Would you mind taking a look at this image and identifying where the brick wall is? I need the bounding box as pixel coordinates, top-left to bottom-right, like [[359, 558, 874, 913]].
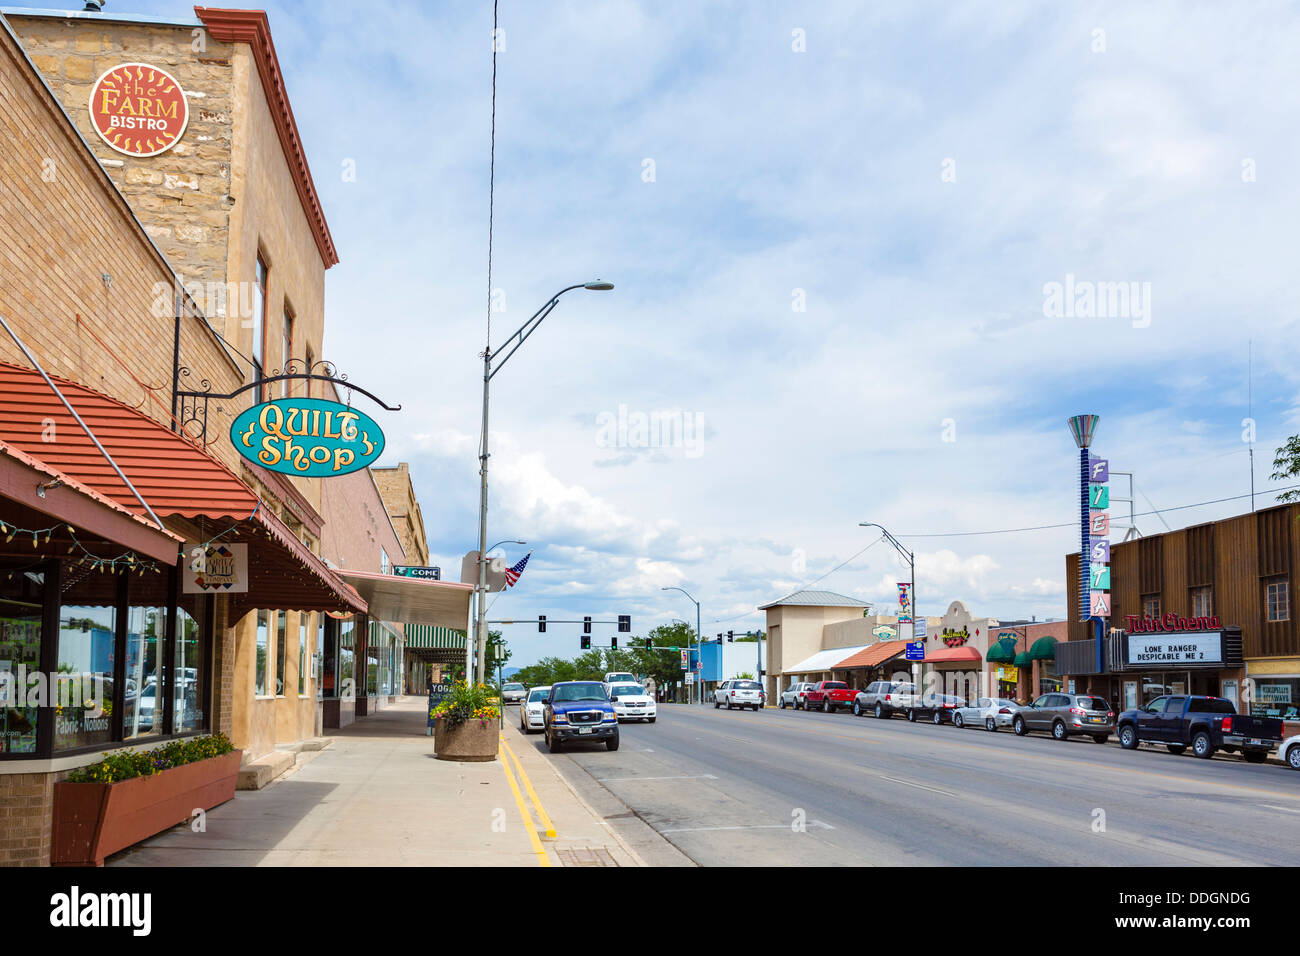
[[0, 772, 54, 866]]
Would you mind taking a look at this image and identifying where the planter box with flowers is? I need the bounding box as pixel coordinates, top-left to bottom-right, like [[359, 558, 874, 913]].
[[431, 681, 500, 761], [52, 734, 241, 866]]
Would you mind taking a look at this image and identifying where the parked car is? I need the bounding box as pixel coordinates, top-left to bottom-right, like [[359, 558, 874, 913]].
[[544, 681, 620, 752], [608, 682, 656, 723], [1012, 692, 1114, 742], [1281, 734, 1300, 771], [501, 682, 527, 705], [1117, 694, 1284, 760], [952, 697, 1021, 732], [519, 685, 551, 734], [715, 679, 764, 711], [804, 680, 857, 713], [907, 693, 967, 724], [779, 681, 815, 710], [853, 680, 918, 718]]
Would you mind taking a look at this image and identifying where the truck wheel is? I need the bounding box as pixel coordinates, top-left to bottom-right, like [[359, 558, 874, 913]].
[[1052, 720, 1067, 741], [1013, 716, 1027, 736], [1243, 751, 1267, 764], [875, 703, 884, 719], [1288, 746, 1300, 771], [1119, 725, 1138, 749], [606, 733, 620, 752], [714, 699, 720, 709], [953, 712, 964, 728], [1192, 731, 1215, 759], [547, 731, 563, 754], [823, 700, 832, 713], [853, 701, 862, 717], [907, 709, 917, 723], [1166, 744, 1186, 755]]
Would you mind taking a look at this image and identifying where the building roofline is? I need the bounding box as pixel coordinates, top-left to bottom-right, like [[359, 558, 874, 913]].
[[0, 6, 202, 27], [193, 6, 339, 269]]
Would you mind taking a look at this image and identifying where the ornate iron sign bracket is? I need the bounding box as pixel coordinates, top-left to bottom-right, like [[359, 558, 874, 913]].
[[172, 358, 401, 446]]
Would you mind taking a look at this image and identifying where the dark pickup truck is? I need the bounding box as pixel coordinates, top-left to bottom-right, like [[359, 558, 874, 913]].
[[1117, 694, 1284, 761]]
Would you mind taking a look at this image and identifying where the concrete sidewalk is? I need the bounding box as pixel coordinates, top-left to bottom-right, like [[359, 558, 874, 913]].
[[108, 696, 643, 867]]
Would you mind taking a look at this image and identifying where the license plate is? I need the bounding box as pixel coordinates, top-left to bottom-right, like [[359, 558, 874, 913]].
[[1251, 738, 1265, 746], [577, 727, 592, 734], [1089, 717, 1103, 723]]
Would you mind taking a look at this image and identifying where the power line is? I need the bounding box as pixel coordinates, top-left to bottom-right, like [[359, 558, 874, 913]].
[[896, 484, 1300, 539]]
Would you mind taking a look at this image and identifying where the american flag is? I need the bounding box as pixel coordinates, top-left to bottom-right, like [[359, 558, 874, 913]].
[[505, 551, 532, 587]]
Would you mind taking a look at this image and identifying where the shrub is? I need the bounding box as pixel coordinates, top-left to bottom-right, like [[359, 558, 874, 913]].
[[66, 733, 235, 784], [430, 680, 500, 728]]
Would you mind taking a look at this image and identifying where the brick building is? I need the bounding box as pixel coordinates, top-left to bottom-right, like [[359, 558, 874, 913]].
[[0, 6, 467, 865]]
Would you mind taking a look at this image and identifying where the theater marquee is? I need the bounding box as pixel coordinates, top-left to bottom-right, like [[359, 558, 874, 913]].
[[89, 62, 189, 157]]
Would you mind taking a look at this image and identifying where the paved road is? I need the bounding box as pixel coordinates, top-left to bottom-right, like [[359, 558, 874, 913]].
[[529, 703, 1300, 866]]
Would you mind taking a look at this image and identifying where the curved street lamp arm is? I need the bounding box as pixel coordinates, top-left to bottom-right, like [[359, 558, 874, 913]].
[[488, 284, 587, 374], [859, 521, 912, 563]]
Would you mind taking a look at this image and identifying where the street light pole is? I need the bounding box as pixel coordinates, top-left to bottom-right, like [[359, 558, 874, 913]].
[[661, 586, 700, 705], [474, 282, 613, 685], [859, 521, 916, 683]]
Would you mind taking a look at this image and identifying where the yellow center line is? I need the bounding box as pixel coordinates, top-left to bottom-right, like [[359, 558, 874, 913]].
[[500, 734, 558, 838], [498, 733, 551, 866]]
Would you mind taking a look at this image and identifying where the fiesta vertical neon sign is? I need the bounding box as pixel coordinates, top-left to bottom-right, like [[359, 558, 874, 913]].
[[1068, 414, 1105, 672]]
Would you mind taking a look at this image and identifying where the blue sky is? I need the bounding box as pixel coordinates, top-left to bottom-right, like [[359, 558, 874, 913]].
[[16, 0, 1300, 663]]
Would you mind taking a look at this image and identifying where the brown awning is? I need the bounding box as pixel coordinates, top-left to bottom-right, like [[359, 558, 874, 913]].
[[836, 640, 911, 670], [335, 569, 471, 630]]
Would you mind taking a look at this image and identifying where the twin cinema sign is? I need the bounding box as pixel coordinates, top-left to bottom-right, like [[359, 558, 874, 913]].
[[89, 63, 189, 157]]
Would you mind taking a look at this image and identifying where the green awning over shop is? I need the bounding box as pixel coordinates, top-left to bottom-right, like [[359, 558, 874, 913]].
[[1013, 651, 1033, 668], [987, 637, 1017, 663], [405, 624, 467, 650], [1028, 636, 1057, 661]]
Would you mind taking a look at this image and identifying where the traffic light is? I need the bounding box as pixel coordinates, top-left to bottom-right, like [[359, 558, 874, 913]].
[[583, 616, 592, 634], [538, 615, 546, 633], [611, 637, 618, 649], [644, 638, 652, 650], [581, 635, 591, 650], [716, 633, 723, 641], [727, 630, 734, 642], [618, 614, 630, 633]]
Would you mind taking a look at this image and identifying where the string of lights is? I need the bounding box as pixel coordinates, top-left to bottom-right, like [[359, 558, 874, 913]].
[[0, 520, 162, 575]]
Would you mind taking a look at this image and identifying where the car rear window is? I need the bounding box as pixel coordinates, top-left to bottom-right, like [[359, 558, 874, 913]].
[[823, 682, 847, 689], [1188, 697, 1235, 714], [504, 683, 524, 691], [733, 681, 761, 690], [1077, 696, 1108, 710]]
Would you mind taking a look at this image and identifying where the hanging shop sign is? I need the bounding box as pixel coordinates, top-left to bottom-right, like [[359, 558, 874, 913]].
[[230, 398, 384, 477], [872, 624, 898, 642], [182, 543, 248, 594], [89, 63, 189, 157], [1126, 632, 1224, 667]]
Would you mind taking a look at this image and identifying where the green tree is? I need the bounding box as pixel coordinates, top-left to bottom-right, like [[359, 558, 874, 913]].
[[1273, 436, 1300, 502]]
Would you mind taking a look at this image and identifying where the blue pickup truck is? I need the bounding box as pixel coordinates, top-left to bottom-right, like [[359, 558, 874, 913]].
[[1117, 694, 1284, 761], [544, 681, 620, 753]]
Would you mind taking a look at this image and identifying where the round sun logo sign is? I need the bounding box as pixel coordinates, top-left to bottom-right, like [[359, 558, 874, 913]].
[[89, 63, 189, 157]]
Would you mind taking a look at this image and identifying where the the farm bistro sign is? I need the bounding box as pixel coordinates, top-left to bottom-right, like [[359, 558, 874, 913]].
[[230, 398, 384, 477], [89, 63, 189, 157]]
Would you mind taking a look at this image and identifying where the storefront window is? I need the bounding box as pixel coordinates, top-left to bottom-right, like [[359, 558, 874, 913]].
[[175, 600, 205, 733], [298, 615, 308, 696], [1039, 658, 1061, 694], [122, 604, 165, 740], [1251, 677, 1299, 720], [255, 609, 269, 696], [0, 565, 44, 754], [275, 610, 287, 695], [320, 616, 337, 698], [55, 571, 118, 752]]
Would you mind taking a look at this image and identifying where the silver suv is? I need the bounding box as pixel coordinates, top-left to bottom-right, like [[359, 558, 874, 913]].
[[854, 680, 918, 719], [715, 679, 764, 711], [1012, 692, 1114, 743], [779, 682, 815, 710]]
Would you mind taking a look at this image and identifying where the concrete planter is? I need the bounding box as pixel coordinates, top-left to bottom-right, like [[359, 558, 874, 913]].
[[433, 716, 498, 761], [51, 750, 241, 866]]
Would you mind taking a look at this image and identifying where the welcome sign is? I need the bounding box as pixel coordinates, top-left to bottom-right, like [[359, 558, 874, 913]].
[[230, 398, 384, 477]]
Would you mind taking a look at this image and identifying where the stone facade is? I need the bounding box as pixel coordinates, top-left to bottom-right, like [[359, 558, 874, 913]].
[[372, 462, 431, 568]]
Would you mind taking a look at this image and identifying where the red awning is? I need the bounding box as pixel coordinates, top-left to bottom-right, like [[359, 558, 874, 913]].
[[925, 646, 983, 664], [0, 362, 363, 615]]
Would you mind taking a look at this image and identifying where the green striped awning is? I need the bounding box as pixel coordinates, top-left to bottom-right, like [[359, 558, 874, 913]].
[[1013, 651, 1033, 668], [1028, 636, 1057, 661], [986, 637, 1018, 663], [405, 624, 467, 650]]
